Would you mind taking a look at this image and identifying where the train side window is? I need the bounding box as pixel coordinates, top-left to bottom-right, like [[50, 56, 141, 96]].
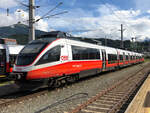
[[119, 55, 123, 61], [126, 55, 129, 60], [87, 48, 100, 60], [72, 46, 82, 60], [36, 46, 61, 65], [72, 45, 100, 60], [81, 48, 89, 60], [108, 54, 117, 64], [89, 48, 98, 59]]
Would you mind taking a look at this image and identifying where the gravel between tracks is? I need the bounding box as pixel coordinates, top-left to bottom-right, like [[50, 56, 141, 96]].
[[0, 62, 149, 113]]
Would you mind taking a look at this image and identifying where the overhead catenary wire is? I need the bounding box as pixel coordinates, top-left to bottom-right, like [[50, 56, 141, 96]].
[[10, 1, 67, 28], [35, 11, 68, 22], [101, 0, 136, 37], [39, 2, 63, 20], [14, 0, 29, 7]]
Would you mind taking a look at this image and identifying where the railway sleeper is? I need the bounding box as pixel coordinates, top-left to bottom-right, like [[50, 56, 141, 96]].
[[80, 109, 105, 113], [100, 96, 121, 101], [82, 106, 110, 113], [95, 100, 117, 104], [106, 93, 124, 97], [89, 103, 113, 109], [103, 95, 123, 99], [109, 91, 130, 94], [98, 99, 119, 104], [92, 102, 114, 107]]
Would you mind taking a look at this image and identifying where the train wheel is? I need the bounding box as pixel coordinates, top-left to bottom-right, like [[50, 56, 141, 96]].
[[66, 75, 77, 83], [48, 78, 54, 88], [53, 79, 62, 88]]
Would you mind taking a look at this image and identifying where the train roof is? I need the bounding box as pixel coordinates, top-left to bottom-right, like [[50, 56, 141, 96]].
[[37, 31, 102, 45], [0, 44, 4, 49], [37, 31, 142, 55]]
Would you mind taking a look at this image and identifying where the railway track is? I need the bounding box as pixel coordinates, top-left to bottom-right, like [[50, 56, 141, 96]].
[[70, 63, 150, 113], [0, 63, 149, 113]]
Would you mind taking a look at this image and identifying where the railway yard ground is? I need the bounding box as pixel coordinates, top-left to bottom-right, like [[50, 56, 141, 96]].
[[0, 62, 149, 113]]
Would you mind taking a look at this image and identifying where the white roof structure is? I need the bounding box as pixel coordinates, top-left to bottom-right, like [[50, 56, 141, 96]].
[[0, 44, 4, 49], [7, 45, 24, 55]]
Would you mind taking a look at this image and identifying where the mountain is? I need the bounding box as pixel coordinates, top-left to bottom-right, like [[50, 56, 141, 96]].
[[0, 24, 47, 44], [0, 24, 149, 53]]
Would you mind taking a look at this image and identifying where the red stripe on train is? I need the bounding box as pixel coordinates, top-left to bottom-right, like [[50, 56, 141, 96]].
[[26, 60, 103, 80]]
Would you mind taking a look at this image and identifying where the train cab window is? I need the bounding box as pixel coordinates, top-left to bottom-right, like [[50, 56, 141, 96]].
[[16, 41, 48, 66], [9, 55, 17, 67], [36, 46, 61, 65]]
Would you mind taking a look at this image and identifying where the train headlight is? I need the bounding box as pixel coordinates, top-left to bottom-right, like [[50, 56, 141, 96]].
[[17, 74, 21, 79]]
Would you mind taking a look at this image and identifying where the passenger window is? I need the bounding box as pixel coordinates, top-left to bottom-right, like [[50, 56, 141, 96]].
[[72, 45, 100, 60], [108, 54, 117, 64], [36, 46, 61, 65]]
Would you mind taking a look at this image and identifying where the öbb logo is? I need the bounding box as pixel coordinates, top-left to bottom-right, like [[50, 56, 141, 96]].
[[61, 56, 68, 61]]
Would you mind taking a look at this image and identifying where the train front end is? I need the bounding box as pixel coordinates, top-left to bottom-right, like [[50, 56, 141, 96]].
[[12, 39, 51, 89]]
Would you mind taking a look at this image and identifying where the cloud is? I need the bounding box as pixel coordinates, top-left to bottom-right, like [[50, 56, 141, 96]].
[[47, 4, 150, 41], [0, 13, 16, 26], [147, 10, 150, 14], [0, 2, 150, 41], [0, 0, 18, 8], [35, 16, 49, 31], [97, 4, 118, 16]]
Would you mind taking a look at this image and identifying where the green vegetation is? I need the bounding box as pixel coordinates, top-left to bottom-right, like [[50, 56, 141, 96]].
[[0, 23, 46, 45], [8, 34, 28, 45], [144, 58, 150, 62]]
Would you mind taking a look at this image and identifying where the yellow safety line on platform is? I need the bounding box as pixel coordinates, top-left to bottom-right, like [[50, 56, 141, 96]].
[[0, 75, 6, 78], [0, 81, 14, 87]]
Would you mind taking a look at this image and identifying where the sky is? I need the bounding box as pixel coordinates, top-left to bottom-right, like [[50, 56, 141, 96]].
[[0, 0, 150, 41]]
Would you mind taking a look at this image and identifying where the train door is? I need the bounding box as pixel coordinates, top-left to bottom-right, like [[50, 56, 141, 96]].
[[117, 51, 119, 66], [101, 49, 106, 70], [0, 49, 6, 75], [123, 52, 125, 64]]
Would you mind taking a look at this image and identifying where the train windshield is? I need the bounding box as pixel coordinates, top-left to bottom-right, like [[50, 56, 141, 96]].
[[16, 41, 48, 66]]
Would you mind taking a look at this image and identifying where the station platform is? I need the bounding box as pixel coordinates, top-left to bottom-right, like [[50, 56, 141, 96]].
[[125, 74, 150, 113]]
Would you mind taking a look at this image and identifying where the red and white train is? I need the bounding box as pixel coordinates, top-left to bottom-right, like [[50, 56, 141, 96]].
[[0, 38, 24, 77], [12, 31, 144, 89]]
